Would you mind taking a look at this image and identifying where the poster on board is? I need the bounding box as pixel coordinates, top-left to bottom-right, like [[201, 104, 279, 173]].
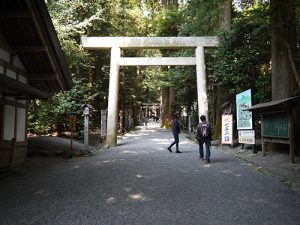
[[222, 114, 233, 145], [236, 89, 253, 130], [238, 130, 255, 144]]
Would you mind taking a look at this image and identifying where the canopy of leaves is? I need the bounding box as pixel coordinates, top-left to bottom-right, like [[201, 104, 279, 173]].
[[165, 0, 224, 108], [209, 3, 272, 103], [29, 0, 150, 135], [179, 0, 223, 36], [28, 0, 283, 135]]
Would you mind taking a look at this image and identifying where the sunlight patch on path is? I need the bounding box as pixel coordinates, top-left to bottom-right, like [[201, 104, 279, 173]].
[[128, 192, 147, 201], [105, 197, 116, 204]]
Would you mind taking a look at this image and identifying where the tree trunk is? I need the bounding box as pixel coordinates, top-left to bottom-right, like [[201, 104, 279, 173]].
[[88, 65, 94, 98], [215, 87, 229, 138], [271, 0, 298, 100], [161, 0, 178, 9], [169, 87, 176, 115], [172, 0, 178, 8], [214, 0, 232, 139], [161, 87, 170, 128], [219, 0, 232, 30]]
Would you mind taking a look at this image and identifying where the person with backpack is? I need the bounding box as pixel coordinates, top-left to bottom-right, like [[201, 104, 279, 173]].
[[196, 115, 213, 163], [167, 113, 182, 153]]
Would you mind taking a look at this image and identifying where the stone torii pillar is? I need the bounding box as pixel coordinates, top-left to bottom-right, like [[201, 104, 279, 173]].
[[81, 37, 218, 147], [196, 46, 208, 119], [106, 47, 120, 145]]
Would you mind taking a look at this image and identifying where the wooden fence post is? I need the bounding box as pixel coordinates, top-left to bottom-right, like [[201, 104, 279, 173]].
[[10, 138, 16, 170]]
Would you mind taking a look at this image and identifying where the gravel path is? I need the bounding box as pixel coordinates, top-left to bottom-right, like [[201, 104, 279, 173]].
[[27, 133, 101, 157], [0, 122, 299, 225]]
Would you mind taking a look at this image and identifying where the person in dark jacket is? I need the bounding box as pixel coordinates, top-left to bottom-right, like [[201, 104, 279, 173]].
[[167, 114, 182, 153], [197, 115, 213, 163]]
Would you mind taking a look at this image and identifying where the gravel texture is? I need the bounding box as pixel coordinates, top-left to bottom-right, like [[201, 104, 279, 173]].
[[0, 122, 299, 225]]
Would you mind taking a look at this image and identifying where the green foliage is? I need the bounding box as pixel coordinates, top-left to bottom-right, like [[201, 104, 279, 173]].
[[29, 0, 150, 135], [28, 0, 278, 135], [209, 4, 272, 103], [108, 0, 147, 36], [233, 0, 270, 11], [28, 77, 95, 135], [27, 101, 56, 134], [168, 51, 197, 107], [165, 0, 224, 109], [179, 0, 223, 36], [47, 0, 114, 37], [150, 6, 183, 36]]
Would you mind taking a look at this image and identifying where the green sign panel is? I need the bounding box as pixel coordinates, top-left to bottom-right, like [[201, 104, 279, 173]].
[[236, 89, 253, 129], [261, 112, 289, 138]]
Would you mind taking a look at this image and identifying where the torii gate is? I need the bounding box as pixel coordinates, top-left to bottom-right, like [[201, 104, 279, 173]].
[[81, 37, 218, 147]]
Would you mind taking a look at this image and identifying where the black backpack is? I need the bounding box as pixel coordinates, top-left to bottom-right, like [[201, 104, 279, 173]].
[[196, 122, 211, 141]]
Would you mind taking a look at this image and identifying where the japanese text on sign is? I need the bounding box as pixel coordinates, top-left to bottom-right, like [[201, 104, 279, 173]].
[[222, 115, 233, 145], [238, 130, 255, 144], [69, 116, 76, 130]]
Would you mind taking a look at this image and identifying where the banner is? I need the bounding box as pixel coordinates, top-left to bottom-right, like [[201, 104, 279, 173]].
[[222, 114, 233, 145], [236, 89, 253, 130], [69, 115, 76, 130]]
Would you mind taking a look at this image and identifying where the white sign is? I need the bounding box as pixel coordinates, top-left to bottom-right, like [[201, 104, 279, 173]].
[[82, 103, 93, 115], [222, 114, 233, 145], [83, 107, 90, 115], [238, 130, 255, 144]]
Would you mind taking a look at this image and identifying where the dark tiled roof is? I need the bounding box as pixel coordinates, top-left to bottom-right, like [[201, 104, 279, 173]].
[[247, 96, 300, 112], [0, 0, 72, 99]]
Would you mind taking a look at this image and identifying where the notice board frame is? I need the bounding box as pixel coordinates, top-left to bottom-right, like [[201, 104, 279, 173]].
[[261, 111, 289, 139], [261, 110, 294, 163], [247, 96, 299, 163]]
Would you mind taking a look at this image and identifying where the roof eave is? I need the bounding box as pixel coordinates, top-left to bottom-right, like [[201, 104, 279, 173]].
[[30, 0, 73, 91], [247, 96, 300, 112]]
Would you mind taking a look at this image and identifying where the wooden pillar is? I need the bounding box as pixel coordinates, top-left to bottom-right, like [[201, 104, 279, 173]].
[[262, 138, 266, 156], [289, 107, 295, 163], [10, 138, 16, 170]]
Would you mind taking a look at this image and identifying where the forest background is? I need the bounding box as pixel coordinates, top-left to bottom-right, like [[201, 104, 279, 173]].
[[28, 0, 300, 140]]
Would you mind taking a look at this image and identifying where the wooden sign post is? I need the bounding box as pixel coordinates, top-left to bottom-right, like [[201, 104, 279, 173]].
[[69, 115, 76, 157]]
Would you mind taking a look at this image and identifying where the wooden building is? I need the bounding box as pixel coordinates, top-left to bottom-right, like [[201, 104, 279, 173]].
[[248, 96, 300, 163], [0, 0, 73, 169]]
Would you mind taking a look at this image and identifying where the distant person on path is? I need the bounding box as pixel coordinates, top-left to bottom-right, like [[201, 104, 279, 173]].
[[143, 116, 148, 129], [155, 115, 160, 122], [167, 114, 181, 153], [196, 115, 213, 163], [128, 116, 134, 129]]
